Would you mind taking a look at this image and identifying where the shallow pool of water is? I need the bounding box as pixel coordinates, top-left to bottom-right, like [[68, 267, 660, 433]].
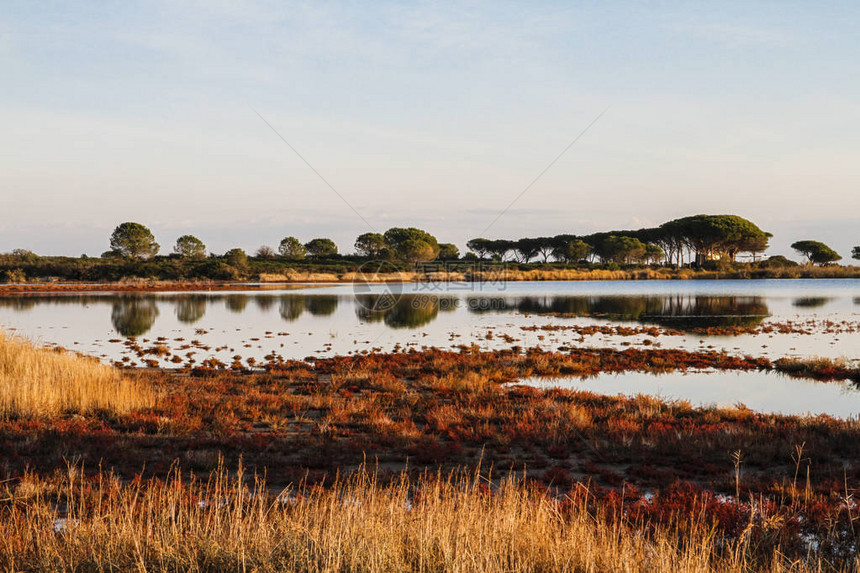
[[515, 369, 860, 418]]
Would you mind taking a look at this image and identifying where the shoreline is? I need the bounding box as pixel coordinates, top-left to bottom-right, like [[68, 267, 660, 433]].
[[2, 270, 860, 294]]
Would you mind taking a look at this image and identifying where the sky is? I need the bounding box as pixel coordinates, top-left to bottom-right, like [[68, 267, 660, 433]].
[[2, 1, 859, 259]]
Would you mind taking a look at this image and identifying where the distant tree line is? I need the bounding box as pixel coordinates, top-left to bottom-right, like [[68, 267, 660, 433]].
[[2, 216, 857, 283], [39, 217, 858, 269], [102, 223, 459, 266], [468, 215, 776, 266]]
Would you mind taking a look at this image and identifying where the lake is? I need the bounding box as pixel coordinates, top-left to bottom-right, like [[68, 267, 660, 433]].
[[1, 279, 858, 415]]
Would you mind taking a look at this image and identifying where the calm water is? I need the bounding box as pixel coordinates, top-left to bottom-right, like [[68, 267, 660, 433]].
[[517, 370, 860, 418], [1, 280, 858, 415]]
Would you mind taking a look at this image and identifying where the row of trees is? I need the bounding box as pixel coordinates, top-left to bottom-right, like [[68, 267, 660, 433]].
[[106, 223, 346, 261], [354, 229, 458, 263], [466, 236, 663, 265], [106, 223, 459, 265], [468, 215, 774, 266], [98, 219, 857, 268]]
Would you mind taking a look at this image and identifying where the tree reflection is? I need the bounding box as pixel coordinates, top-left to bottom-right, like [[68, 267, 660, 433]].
[[466, 295, 769, 328], [279, 295, 305, 321], [111, 297, 159, 337], [224, 294, 249, 313], [646, 296, 769, 328], [304, 296, 339, 316], [174, 295, 207, 324], [354, 294, 397, 323], [254, 295, 277, 311], [0, 297, 37, 311], [793, 297, 832, 308], [354, 294, 456, 329]]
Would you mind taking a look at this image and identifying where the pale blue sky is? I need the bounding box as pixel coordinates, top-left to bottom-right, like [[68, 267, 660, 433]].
[[2, 1, 859, 258]]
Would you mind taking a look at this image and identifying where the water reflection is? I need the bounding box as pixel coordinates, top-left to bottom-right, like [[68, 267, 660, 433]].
[[0, 297, 37, 311], [255, 295, 277, 311], [111, 297, 159, 337], [356, 294, 457, 329], [273, 295, 340, 319], [0, 293, 774, 331], [305, 295, 338, 316], [175, 295, 207, 324], [225, 294, 250, 313], [517, 370, 860, 418], [279, 295, 305, 321], [0, 291, 838, 335], [793, 297, 832, 308], [467, 295, 769, 328]]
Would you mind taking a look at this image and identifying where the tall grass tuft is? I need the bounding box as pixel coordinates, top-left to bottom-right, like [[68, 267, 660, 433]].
[[0, 331, 154, 418], [1, 465, 849, 572]]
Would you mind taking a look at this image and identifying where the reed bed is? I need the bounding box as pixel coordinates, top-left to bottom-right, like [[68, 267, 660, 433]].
[[339, 270, 421, 282], [0, 465, 846, 573], [0, 331, 154, 418], [259, 271, 342, 282], [467, 267, 687, 281]]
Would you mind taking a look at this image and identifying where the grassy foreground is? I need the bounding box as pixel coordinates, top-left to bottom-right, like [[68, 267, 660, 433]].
[[0, 332, 153, 418], [3, 465, 851, 573], [1, 332, 859, 570]]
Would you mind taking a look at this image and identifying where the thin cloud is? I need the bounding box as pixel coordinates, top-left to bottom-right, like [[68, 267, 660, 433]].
[[667, 20, 792, 49]]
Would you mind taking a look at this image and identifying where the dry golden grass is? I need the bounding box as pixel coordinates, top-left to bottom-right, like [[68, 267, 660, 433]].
[[1, 465, 847, 572], [340, 270, 420, 282], [465, 267, 687, 282], [0, 331, 154, 418], [280, 270, 344, 282]]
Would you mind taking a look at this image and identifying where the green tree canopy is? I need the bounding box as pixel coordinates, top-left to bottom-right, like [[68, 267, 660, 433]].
[[791, 240, 841, 265], [173, 235, 206, 259], [643, 243, 665, 264], [514, 238, 541, 263], [223, 248, 249, 268], [383, 228, 439, 264], [109, 222, 159, 259], [852, 246, 860, 260], [487, 239, 514, 261], [304, 238, 338, 258], [278, 237, 307, 260], [533, 237, 556, 263], [354, 233, 386, 258], [551, 237, 590, 263], [10, 249, 38, 261], [597, 235, 647, 264], [658, 215, 770, 262], [466, 238, 492, 259], [437, 243, 460, 261]]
